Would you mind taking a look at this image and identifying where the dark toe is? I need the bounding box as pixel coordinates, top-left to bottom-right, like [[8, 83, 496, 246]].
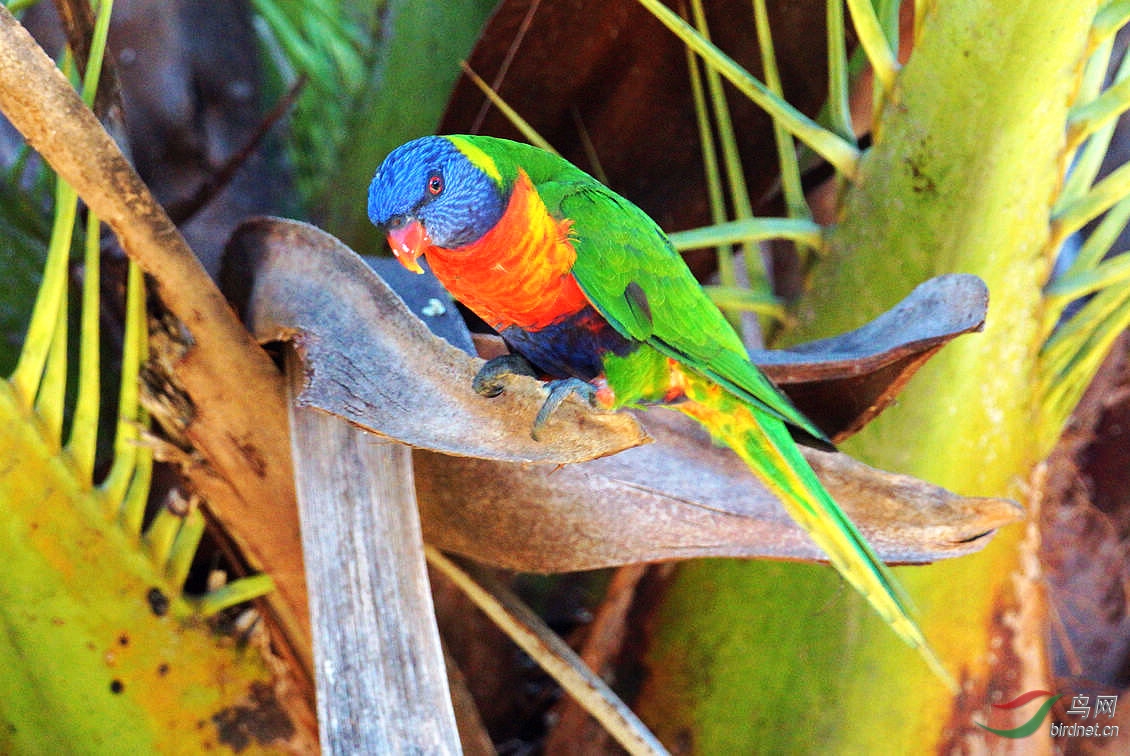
[[531, 378, 597, 440], [472, 354, 538, 398]]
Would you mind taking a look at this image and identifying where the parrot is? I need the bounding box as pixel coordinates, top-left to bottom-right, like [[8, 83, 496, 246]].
[[367, 134, 953, 686]]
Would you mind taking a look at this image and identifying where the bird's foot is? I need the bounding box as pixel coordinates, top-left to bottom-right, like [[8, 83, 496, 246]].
[[532, 378, 597, 441], [472, 354, 539, 397], [472, 355, 599, 440]]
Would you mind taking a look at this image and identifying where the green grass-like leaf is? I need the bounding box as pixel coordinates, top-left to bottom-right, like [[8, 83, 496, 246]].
[[1041, 281, 1130, 430], [1038, 20, 1130, 444], [703, 285, 784, 319], [1094, 0, 1130, 44], [668, 217, 824, 251], [1054, 158, 1130, 238], [1068, 74, 1130, 147], [1057, 33, 1125, 209], [460, 62, 558, 155], [1064, 193, 1130, 280], [635, 0, 861, 178]]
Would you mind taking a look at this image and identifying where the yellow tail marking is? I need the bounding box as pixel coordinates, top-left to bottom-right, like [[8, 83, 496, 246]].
[[678, 376, 957, 690]]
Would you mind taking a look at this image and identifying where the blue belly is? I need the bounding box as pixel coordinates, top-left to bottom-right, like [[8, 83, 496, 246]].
[[499, 305, 637, 381]]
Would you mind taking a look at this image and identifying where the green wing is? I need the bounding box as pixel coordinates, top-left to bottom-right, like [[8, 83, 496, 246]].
[[542, 177, 829, 444]]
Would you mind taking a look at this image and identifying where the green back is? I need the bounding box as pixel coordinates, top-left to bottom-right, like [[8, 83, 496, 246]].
[[453, 135, 827, 442]]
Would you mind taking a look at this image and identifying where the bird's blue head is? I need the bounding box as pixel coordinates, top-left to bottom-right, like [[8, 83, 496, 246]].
[[367, 135, 506, 273]]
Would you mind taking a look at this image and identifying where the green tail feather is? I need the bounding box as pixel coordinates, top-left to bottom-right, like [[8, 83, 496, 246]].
[[679, 377, 957, 690]]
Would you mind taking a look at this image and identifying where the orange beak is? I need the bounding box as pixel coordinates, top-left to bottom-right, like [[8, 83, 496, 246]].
[[386, 218, 429, 274]]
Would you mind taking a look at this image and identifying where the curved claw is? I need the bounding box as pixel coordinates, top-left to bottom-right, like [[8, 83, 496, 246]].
[[532, 378, 598, 441], [472, 354, 539, 398]]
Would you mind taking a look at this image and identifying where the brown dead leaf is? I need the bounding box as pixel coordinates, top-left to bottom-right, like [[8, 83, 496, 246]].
[[416, 409, 1021, 571], [754, 273, 989, 440]]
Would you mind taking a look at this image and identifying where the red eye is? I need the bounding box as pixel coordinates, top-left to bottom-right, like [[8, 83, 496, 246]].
[[427, 173, 444, 196]]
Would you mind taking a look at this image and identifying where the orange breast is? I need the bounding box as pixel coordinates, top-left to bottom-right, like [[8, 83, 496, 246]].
[[422, 170, 590, 331]]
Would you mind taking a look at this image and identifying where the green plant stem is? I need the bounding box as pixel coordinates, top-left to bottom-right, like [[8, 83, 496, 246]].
[[1041, 284, 1130, 431], [752, 0, 810, 222], [845, 0, 899, 93], [703, 285, 784, 318], [459, 62, 557, 154], [36, 284, 66, 445], [68, 209, 101, 483], [685, 37, 734, 289], [120, 260, 151, 531], [122, 442, 154, 535], [872, 0, 901, 121], [82, 0, 113, 104], [195, 574, 276, 617], [1067, 73, 1130, 147], [687, 0, 751, 228], [825, 0, 854, 140], [9, 179, 75, 407], [102, 261, 146, 518], [1043, 225, 1129, 337], [5, 0, 39, 13], [668, 216, 824, 251], [166, 507, 206, 588], [144, 508, 182, 568]]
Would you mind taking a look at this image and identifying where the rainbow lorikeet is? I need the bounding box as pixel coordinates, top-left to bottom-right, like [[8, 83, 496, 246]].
[[367, 134, 952, 685]]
